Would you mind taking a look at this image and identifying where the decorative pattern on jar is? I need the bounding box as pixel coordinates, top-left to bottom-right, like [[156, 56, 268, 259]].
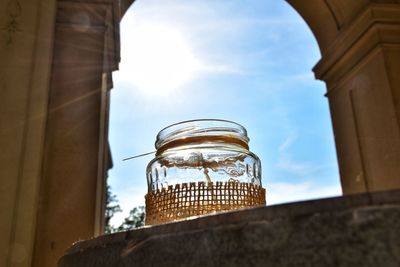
[[145, 119, 266, 225]]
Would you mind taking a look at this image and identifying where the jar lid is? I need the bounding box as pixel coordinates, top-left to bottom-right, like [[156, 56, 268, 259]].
[[155, 119, 250, 154]]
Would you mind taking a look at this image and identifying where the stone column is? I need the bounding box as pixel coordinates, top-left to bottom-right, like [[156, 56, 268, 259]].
[[31, 1, 119, 266], [313, 3, 400, 194], [0, 0, 56, 266]]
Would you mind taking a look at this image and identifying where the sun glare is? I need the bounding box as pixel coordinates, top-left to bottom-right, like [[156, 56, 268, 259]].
[[120, 24, 201, 96]]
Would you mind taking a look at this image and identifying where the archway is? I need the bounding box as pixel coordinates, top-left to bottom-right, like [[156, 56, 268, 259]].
[[108, 0, 341, 228], [2, 0, 399, 266], [36, 1, 400, 265]]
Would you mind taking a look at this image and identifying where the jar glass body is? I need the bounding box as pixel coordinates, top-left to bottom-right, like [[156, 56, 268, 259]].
[[146, 120, 262, 190], [145, 119, 265, 225]]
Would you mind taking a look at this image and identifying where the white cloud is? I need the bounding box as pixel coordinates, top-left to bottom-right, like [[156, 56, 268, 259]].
[[267, 181, 342, 205], [277, 133, 317, 176], [278, 132, 297, 153], [290, 72, 316, 82], [277, 156, 317, 176], [270, 133, 341, 204], [197, 63, 243, 75]]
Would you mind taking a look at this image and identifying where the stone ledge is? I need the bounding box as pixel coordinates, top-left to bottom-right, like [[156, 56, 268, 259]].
[[59, 189, 400, 267]]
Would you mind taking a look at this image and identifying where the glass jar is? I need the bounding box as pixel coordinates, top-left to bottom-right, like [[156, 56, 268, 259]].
[[145, 119, 265, 225]]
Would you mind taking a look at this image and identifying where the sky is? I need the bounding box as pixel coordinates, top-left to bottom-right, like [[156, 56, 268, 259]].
[[108, 0, 342, 226]]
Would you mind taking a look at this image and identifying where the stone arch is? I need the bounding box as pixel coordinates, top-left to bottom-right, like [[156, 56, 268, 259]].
[[1, 0, 399, 267], [116, 0, 400, 195], [287, 0, 400, 195]]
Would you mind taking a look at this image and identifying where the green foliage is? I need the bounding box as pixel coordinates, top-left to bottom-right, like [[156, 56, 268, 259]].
[[105, 184, 145, 233], [105, 184, 122, 233], [117, 206, 145, 231]]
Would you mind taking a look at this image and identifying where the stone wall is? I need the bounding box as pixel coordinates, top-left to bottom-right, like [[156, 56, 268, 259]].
[[59, 190, 400, 267]]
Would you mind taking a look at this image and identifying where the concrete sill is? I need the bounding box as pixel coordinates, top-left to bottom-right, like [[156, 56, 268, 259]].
[[59, 189, 400, 267]]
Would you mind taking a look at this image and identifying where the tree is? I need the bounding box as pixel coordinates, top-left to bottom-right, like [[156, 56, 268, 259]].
[[117, 206, 145, 231], [105, 184, 122, 233]]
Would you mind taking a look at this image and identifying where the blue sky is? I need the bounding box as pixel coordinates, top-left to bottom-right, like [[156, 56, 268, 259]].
[[109, 0, 341, 225]]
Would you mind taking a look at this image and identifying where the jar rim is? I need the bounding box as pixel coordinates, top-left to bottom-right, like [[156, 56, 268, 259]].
[[155, 119, 250, 150]]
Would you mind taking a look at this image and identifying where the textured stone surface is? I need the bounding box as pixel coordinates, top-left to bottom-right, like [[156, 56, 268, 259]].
[[59, 190, 400, 267]]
